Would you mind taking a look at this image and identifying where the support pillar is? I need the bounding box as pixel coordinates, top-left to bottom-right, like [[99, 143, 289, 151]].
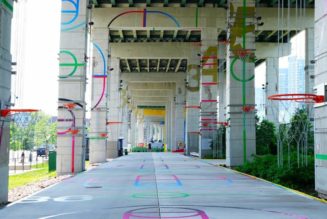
[[185, 47, 200, 155], [130, 110, 137, 147], [57, 0, 88, 174], [0, 0, 13, 204], [107, 57, 121, 158], [174, 83, 185, 150], [314, 3, 327, 198], [89, 28, 108, 163], [218, 43, 227, 124], [200, 28, 218, 158], [305, 28, 315, 95], [265, 57, 279, 124], [218, 43, 227, 158], [226, 0, 256, 166]]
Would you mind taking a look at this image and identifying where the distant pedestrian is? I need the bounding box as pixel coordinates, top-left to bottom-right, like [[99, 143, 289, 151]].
[[21, 152, 25, 164], [148, 142, 152, 152], [29, 152, 32, 163]]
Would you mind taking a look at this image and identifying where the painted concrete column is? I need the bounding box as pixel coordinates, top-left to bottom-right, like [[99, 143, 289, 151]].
[[217, 43, 227, 159], [200, 28, 218, 158], [314, 3, 327, 198], [218, 43, 227, 124], [57, 0, 88, 174], [265, 57, 279, 125], [107, 57, 121, 158], [226, 0, 256, 166], [0, 0, 13, 204], [174, 83, 185, 150], [89, 28, 108, 163], [185, 47, 201, 155]]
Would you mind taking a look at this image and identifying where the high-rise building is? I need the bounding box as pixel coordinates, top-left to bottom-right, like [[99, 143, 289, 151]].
[[278, 57, 305, 122]]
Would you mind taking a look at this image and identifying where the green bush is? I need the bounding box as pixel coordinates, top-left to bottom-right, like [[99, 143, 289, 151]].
[[131, 147, 164, 152], [236, 154, 315, 194], [131, 147, 148, 152]]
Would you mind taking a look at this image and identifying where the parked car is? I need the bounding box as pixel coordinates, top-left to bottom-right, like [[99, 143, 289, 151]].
[[36, 147, 47, 157]]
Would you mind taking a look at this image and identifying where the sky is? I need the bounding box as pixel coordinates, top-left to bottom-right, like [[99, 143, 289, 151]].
[[11, 0, 61, 116]]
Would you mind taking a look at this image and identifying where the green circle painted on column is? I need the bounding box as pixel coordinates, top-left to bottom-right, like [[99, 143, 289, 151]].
[[131, 192, 190, 199]]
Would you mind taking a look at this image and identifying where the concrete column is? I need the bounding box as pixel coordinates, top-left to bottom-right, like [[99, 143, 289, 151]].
[[0, 0, 13, 204], [185, 48, 201, 155], [89, 28, 108, 163], [226, 0, 256, 166], [265, 57, 279, 125], [218, 43, 227, 124], [121, 105, 129, 149], [57, 0, 88, 174], [217, 43, 227, 158], [200, 28, 218, 158], [305, 28, 315, 95], [174, 83, 185, 150], [107, 57, 121, 158], [314, 3, 327, 198], [130, 110, 137, 147]]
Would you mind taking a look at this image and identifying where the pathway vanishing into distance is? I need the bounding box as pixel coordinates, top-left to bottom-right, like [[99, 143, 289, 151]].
[[0, 153, 326, 219]]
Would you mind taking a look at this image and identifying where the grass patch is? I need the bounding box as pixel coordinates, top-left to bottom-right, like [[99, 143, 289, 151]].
[[9, 163, 56, 190]]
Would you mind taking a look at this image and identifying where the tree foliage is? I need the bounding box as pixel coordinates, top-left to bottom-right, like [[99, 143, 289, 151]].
[[10, 112, 57, 151], [256, 119, 277, 155]]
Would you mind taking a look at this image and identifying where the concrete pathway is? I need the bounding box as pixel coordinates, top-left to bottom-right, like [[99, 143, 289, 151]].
[[0, 153, 326, 219]]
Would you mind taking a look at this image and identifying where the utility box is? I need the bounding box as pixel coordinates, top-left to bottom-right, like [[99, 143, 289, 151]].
[[48, 151, 56, 172]]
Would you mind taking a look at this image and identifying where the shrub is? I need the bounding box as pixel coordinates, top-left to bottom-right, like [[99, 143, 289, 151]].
[[236, 153, 315, 193]]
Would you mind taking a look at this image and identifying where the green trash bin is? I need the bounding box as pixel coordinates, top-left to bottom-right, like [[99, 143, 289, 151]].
[[48, 151, 56, 172]]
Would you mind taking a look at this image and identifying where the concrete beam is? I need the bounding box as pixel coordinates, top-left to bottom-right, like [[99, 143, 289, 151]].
[[111, 42, 289, 60], [111, 42, 196, 58], [121, 72, 185, 82], [127, 82, 176, 90], [93, 7, 313, 30]]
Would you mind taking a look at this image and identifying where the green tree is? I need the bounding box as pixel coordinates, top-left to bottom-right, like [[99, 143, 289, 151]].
[[10, 112, 57, 150], [289, 108, 314, 154], [256, 119, 277, 155]]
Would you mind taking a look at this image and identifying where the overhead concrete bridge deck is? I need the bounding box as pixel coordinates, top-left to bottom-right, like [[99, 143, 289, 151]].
[[0, 153, 326, 219]]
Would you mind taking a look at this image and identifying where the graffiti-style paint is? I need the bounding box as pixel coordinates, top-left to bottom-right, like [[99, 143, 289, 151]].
[[61, 0, 86, 32], [134, 175, 182, 187], [59, 50, 85, 79], [108, 9, 180, 28], [228, 0, 256, 163], [91, 43, 107, 110], [186, 64, 200, 92], [57, 98, 83, 174], [131, 192, 190, 199], [123, 207, 209, 219]]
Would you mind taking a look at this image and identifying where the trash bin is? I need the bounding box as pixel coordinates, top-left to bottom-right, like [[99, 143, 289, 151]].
[[48, 151, 56, 172], [124, 149, 128, 155]]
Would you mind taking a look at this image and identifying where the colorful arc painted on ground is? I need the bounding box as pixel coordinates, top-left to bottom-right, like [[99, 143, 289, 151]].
[[131, 192, 190, 199], [122, 207, 209, 219], [59, 50, 85, 79]]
